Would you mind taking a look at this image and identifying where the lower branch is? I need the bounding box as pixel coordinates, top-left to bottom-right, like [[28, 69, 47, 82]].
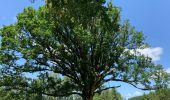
[[94, 85, 121, 94]]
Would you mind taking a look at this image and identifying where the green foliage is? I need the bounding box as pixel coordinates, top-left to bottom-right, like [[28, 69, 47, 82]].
[[0, 88, 24, 100], [0, 87, 43, 100], [0, 87, 122, 100], [141, 89, 170, 100], [0, 0, 170, 100], [93, 88, 122, 100], [129, 88, 170, 100], [128, 96, 142, 100]]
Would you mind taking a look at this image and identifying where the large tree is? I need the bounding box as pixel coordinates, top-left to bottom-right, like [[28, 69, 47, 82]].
[[0, 0, 170, 100]]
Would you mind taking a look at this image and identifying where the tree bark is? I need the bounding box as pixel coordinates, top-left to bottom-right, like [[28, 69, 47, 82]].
[[82, 94, 93, 100], [82, 88, 94, 100]]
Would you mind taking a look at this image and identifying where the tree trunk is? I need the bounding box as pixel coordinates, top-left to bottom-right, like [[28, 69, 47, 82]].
[[82, 94, 93, 100], [82, 88, 94, 100]]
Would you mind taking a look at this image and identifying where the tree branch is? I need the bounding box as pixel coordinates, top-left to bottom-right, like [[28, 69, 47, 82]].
[[103, 77, 157, 91], [42, 91, 82, 97], [94, 85, 121, 94]]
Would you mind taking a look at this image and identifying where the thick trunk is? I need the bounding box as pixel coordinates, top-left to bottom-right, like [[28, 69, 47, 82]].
[[82, 94, 93, 100], [81, 73, 99, 100], [82, 88, 94, 100]]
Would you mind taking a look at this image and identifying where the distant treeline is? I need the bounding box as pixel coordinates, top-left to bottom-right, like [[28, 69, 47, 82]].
[[129, 88, 170, 100], [0, 88, 122, 100]]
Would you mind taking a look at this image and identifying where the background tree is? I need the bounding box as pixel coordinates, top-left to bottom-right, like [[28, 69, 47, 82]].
[[0, 86, 122, 100], [0, 0, 170, 100], [128, 96, 142, 100], [0, 87, 44, 100], [93, 88, 122, 100], [129, 88, 170, 100]]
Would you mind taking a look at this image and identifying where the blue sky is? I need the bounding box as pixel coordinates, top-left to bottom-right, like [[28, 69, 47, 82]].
[[114, 0, 170, 98], [0, 0, 170, 99]]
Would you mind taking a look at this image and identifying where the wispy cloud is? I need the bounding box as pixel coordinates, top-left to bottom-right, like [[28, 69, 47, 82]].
[[166, 68, 170, 73], [127, 91, 142, 99], [13, 16, 17, 23]]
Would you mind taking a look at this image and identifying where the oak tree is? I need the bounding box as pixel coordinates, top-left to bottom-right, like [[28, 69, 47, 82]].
[[0, 0, 169, 100]]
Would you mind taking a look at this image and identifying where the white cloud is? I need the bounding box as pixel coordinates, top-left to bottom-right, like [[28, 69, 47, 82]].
[[134, 91, 142, 96], [127, 93, 132, 97], [126, 47, 163, 61], [137, 47, 163, 61]]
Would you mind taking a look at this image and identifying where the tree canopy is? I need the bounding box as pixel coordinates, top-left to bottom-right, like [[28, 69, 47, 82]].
[[0, 0, 170, 100]]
